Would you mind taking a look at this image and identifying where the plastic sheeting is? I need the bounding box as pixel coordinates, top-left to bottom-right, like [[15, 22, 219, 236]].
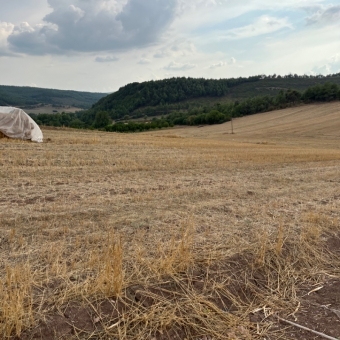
[[0, 106, 43, 142]]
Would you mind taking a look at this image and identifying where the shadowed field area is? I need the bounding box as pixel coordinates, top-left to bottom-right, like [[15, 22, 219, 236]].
[[1, 103, 340, 339]]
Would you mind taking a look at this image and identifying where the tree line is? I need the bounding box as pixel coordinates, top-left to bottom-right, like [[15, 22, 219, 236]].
[[30, 82, 340, 132], [0, 85, 106, 108]]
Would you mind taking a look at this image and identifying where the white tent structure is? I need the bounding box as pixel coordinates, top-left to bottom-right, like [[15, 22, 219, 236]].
[[0, 106, 43, 142]]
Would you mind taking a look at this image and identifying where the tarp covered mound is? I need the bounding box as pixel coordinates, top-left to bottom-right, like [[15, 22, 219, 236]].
[[0, 106, 43, 142]]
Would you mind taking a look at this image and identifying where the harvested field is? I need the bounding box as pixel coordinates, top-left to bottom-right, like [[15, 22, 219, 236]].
[[1, 103, 340, 339], [24, 105, 82, 115], [151, 102, 340, 149]]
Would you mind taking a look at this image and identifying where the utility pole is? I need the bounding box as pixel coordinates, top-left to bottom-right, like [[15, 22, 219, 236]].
[[231, 117, 234, 134]]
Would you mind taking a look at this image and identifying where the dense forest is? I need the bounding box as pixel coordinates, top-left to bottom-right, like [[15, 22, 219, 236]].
[[30, 80, 340, 132], [89, 76, 261, 118], [0, 85, 107, 109]]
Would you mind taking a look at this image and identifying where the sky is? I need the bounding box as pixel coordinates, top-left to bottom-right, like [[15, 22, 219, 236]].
[[0, 0, 340, 93]]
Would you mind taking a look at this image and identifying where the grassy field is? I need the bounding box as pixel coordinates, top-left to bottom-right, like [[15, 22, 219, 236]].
[[1, 103, 340, 339]]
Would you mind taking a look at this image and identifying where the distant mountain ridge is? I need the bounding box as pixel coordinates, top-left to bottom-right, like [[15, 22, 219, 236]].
[[0, 85, 107, 109]]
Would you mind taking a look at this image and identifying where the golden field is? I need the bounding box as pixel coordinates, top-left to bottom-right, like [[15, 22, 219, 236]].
[[1, 103, 340, 339]]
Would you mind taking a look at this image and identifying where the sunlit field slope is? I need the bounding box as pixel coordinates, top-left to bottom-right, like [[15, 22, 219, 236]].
[[1, 103, 340, 339], [153, 102, 340, 148]]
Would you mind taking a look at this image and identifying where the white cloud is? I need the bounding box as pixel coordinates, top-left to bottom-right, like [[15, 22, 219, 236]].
[[170, 39, 196, 55], [0, 21, 15, 56], [95, 55, 119, 62], [209, 61, 227, 69], [137, 58, 151, 64], [0, 21, 14, 44], [164, 61, 196, 71], [154, 39, 196, 59], [222, 15, 292, 40], [209, 57, 236, 69], [259, 21, 340, 76], [12, 22, 35, 34], [171, 0, 317, 38], [311, 53, 340, 75]]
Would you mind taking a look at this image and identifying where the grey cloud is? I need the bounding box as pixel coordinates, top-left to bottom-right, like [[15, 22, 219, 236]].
[[117, 0, 176, 44], [0, 50, 18, 57], [8, 23, 61, 55], [154, 50, 168, 58], [305, 5, 340, 26], [95, 55, 119, 62], [164, 61, 196, 71], [7, 0, 177, 55]]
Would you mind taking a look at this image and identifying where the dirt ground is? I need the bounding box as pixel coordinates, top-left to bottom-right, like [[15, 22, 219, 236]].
[[1, 103, 340, 339]]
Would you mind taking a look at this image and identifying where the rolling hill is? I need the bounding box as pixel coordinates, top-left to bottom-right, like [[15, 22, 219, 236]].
[[151, 102, 340, 148], [0, 85, 107, 110], [88, 73, 340, 119]]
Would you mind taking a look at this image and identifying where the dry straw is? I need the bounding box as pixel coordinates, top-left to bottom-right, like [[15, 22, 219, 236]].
[[1, 127, 340, 339]]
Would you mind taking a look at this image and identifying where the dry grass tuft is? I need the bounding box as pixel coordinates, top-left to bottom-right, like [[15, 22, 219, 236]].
[[96, 231, 124, 297], [0, 265, 33, 338], [139, 216, 195, 277]]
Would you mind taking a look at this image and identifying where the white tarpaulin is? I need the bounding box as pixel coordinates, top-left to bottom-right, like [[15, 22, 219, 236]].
[[0, 106, 43, 142]]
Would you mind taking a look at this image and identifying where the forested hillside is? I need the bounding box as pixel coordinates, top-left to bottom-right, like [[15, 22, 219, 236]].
[[0, 85, 107, 109], [90, 76, 261, 118], [86, 73, 340, 121]]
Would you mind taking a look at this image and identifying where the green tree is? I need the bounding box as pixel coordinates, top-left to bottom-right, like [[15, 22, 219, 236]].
[[206, 110, 226, 124], [70, 119, 85, 129], [93, 111, 110, 128]]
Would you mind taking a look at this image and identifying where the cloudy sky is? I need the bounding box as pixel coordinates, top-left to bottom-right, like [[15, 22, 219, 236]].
[[0, 0, 340, 92]]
